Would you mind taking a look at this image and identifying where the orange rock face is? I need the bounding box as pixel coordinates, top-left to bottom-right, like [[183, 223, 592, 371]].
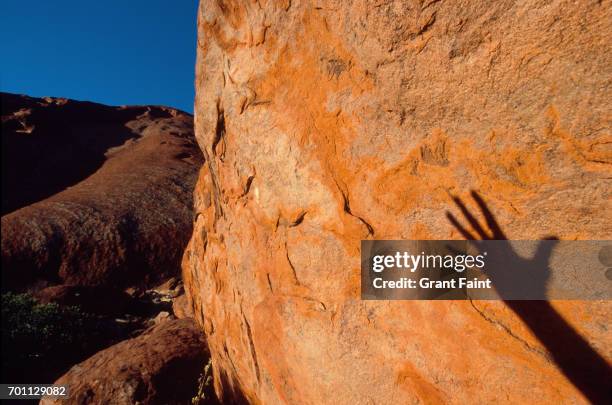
[[185, 1, 611, 403]]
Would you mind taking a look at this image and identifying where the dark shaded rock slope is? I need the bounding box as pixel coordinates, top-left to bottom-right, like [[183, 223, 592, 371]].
[[1, 92, 203, 290]]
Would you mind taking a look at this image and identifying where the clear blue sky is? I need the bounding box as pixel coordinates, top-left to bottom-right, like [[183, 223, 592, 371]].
[[0, 1, 198, 113]]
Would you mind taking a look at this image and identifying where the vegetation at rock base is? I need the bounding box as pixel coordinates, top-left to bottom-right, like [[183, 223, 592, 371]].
[[1, 292, 112, 383], [192, 358, 217, 405]]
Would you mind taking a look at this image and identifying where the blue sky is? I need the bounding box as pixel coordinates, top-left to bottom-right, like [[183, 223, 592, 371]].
[[0, 1, 198, 113]]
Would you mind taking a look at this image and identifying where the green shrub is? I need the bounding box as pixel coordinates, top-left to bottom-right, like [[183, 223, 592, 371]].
[[1, 292, 100, 382]]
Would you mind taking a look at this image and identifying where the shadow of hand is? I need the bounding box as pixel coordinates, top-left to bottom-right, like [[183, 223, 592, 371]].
[[445, 190, 611, 404], [446, 190, 557, 299]]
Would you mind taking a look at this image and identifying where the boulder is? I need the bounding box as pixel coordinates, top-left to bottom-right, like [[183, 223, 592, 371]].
[[41, 319, 209, 405], [184, 1, 611, 404], [172, 293, 194, 319], [152, 310, 174, 325], [1, 93, 203, 290]]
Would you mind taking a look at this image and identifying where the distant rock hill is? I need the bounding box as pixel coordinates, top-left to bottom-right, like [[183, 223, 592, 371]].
[[1, 92, 203, 290]]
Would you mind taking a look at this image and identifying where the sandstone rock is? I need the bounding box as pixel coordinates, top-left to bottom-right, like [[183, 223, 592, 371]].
[[172, 293, 194, 319], [1, 92, 203, 290], [42, 319, 209, 405], [154, 277, 181, 293], [152, 310, 174, 325], [154, 277, 184, 298], [184, 1, 611, 404]]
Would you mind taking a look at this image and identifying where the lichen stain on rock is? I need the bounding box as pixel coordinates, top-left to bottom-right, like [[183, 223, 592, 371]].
[[185, 1, 612, 404]]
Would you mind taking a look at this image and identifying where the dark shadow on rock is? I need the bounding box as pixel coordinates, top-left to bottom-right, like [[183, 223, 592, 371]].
[[216, 370, 250, 405], [32, 285, 137, 317], [1, 92, 202, 292], [40, 319, 210, 405], [1, 92, 175, 215], [447, 190, 612, 404], [1, 291, 141, 385]]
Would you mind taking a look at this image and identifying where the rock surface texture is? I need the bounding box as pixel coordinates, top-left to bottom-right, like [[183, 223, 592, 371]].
[[42, 319, 209, 405], [185, 1, 611, 404], [1, 93, 203, 289]]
